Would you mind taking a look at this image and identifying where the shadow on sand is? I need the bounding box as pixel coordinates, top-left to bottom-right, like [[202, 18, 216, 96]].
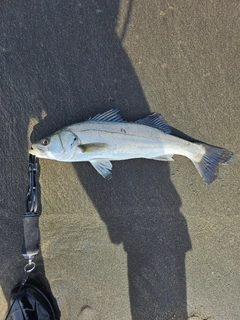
[[1, 1, 191, 319]]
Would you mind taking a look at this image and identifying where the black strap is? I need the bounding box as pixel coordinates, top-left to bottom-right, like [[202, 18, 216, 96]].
[[22, 215, 40, 258], [5, 155, 40, 319], [22, 155, 40, 261]]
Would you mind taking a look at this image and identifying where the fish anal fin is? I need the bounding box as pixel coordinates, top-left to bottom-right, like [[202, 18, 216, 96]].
[[135, 113, 171, 134], [79, 143, 108, 153], [89, 159, 113, 180], [151, 155, 174, 161]]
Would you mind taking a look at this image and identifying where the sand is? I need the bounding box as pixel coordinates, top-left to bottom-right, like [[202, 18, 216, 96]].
[[1, 1, 239, 319]]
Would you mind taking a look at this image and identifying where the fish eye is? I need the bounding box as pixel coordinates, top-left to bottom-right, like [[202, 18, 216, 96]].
[[41, 138, 50, 146]]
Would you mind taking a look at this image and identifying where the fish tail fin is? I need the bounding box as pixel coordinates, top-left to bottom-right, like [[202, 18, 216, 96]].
[[191, 143, 233, 185]]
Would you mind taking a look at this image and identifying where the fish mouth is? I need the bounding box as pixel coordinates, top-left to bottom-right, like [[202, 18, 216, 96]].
[[29, 145, 46, 156], [29, 146, 37, 155]]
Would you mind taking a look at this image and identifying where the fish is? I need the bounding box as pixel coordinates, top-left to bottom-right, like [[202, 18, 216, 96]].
[[29, 109, 233, 184]]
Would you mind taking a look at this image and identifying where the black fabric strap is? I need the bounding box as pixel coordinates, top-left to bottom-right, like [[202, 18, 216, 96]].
[[22, 215, 40, 257]]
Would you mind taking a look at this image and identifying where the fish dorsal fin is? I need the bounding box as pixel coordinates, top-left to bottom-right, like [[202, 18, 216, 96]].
[[88, 109, 126, 123], [135, 113, 171, 134]]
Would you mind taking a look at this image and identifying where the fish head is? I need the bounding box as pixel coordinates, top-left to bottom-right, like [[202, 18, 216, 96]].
[[29, 129, 79, 160]]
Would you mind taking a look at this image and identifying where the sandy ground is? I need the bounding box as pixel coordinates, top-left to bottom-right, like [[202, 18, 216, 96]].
[[1, 1, 240, 319]]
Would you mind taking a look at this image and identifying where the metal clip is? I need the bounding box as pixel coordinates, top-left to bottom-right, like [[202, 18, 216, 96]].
[[26, 155, 38, 214], [24, 260, 36, 274]]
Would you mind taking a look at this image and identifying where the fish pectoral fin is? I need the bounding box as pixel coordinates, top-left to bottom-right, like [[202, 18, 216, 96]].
[[78, 143, 108, 153], [89, 160, 113, 180], [151, 154, 174, 161]]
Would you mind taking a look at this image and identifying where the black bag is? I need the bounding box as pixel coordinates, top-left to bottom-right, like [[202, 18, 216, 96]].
[[8, 284, 56, 320]]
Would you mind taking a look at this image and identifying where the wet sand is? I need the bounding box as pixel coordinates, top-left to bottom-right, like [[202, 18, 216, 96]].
[[1, 1, 239, 319]]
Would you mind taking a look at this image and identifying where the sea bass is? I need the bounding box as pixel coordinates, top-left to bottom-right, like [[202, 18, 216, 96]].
[[29, 109, 232, 184]]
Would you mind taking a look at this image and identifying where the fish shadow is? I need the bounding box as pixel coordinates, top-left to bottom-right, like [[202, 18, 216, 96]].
[[1, 1, 191, 319], [75, 157, 191, 319]]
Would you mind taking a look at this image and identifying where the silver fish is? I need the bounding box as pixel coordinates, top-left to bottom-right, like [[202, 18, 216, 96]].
[[29, 109, 232, 184]]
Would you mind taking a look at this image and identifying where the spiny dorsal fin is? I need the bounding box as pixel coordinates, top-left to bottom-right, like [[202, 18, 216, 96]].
[[88, 109, 126, 123], [135, 113, 171, 134]]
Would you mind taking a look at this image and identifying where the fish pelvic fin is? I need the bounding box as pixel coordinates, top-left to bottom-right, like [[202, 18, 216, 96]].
[[89, 159, 112, 180], [191, 143, 233, 185]]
